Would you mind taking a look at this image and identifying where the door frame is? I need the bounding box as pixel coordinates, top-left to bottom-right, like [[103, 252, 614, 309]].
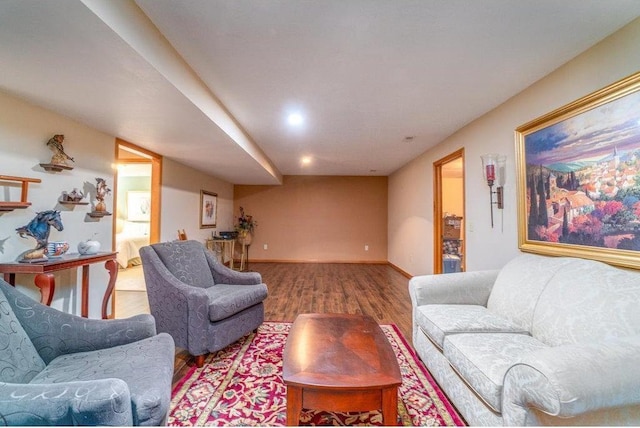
[[433, 148, 465, 273], [111, 139, 162, 318]]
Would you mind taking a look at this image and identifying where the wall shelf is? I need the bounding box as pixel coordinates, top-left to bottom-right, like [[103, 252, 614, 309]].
[[39, 163, 73, 172], [0, 175, 42, 212], [88, 211, 112, 218], [59, 200, 89, 205]]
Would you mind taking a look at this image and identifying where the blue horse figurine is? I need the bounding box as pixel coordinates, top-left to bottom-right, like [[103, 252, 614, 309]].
[[16, 210, 64, 259]]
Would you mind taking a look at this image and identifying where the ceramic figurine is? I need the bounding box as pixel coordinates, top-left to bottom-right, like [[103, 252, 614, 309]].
[[15, 210, 64, 260], [46, 134, 74, 166], [61, 188, 85, 202], [94, 177, 111, 212]]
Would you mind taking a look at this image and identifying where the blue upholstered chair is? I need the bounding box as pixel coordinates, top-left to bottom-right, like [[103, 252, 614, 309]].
[[0, 278, 175, 426], [140, 240, 268, 367]]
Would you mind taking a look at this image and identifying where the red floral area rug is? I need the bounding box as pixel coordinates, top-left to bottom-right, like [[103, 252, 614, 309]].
[[169, 322, 464, 426]]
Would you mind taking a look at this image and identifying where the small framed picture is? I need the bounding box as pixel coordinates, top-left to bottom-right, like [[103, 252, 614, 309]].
[[200, 190, 217, 228], [127, 191, 151, 222]]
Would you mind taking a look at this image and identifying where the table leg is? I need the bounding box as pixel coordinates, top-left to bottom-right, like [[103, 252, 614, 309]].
[[381, 386, 399, 426], [4, 273, 16, 285], [81, 265, 90, 317], [286, 386, 302, 426], [34, 273, 55, 306], [102, 259, 118, 319]]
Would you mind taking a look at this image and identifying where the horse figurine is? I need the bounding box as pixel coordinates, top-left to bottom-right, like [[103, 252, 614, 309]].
[[15, 210, 64, 260]]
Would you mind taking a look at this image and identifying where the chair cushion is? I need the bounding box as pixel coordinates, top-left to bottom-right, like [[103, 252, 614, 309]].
[[151, 240, 215, 288], [443, 333, 548, 413], [29, 333, 174, 426], [207, 283, 268, 322], [0, 288, 46, 383], [416, 304, 529, 350]]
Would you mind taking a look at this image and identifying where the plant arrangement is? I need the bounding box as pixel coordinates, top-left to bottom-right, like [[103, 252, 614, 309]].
[[235, 206, 257, 236]]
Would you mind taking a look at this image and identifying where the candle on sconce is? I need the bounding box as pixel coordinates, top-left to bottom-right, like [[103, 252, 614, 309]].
[[485, 164, 495, 182]]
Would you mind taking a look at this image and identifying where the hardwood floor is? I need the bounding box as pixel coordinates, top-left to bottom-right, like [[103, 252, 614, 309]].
[[115, 262, 414, 386]]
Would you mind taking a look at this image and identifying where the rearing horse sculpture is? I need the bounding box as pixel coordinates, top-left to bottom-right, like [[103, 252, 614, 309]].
[[16, 210, 64, 259]]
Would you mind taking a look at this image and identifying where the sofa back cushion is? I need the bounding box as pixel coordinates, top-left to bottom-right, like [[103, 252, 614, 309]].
[[0, 282, 46, 383], [151, 240, 215, 288], [487, 253, 577, 331], [531, 258, 640, 346]]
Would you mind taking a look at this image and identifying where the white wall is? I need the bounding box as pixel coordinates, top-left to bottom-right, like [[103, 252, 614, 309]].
[[389, 17, 640, 276], [160, 158, 234, 243], [0, 90, 114, 317]]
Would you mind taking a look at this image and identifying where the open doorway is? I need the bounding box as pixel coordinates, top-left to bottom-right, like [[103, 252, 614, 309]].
[[434, 149, 465, 274], [113, 139, 161, 318]]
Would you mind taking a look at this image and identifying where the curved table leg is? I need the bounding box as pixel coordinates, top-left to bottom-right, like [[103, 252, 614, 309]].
[[102, 259, 118, 319], [34, 273, 55, 306]]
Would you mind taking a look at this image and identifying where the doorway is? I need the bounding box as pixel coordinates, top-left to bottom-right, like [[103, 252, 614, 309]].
[[112, 139, 162, 318], [434, 149, 465, 274]]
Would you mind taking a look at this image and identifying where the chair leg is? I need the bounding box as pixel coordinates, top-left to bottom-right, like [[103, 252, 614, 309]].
[[194, 354, 206, 368]]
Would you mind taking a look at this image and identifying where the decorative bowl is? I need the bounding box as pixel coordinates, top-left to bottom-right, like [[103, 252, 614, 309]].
[[78, 239, 101, 255], [47, 241, 69, 257]]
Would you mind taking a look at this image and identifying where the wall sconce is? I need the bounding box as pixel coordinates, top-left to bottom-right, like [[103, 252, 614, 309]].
[[481, 154, 506, 228]]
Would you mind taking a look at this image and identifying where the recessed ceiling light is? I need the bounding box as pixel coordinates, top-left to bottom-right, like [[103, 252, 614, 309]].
[[288, 113, 304, 126], [301, 156, 312, 165]]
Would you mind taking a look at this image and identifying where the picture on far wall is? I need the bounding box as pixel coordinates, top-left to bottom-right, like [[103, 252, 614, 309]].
[[516, 71, 640, 270], [127, 191, 151, 222], [200, 190, 217, 228]]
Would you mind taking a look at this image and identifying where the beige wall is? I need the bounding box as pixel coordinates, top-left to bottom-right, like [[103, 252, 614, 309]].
[[161, 158, 234, 243], [234, 175, 388, 262], [0, 90, 115, 317], [0, 90, 234, 316], [389, 17, 640, 276]]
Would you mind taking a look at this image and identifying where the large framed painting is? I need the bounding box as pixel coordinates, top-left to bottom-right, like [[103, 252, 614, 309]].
[[200, 190, 217, 229], [516, 71, 640, 269]]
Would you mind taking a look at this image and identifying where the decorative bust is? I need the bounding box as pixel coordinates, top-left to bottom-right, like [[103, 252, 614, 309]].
[[46, 134, 74, 166]]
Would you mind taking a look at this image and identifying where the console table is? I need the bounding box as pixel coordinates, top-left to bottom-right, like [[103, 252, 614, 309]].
[[0, 252, 118, 319]]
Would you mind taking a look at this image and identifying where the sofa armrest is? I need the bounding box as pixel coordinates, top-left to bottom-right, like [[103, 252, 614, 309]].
[[408, 269, 499, 307], [205, 250, 262, 285], [0, 379, 133, 426], [1, 280, 157, 364], [502, 335, 640, 425]]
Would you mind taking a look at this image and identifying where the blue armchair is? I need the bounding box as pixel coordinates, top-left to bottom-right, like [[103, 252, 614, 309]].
[[140, 240, 268, 367], [0, 278, 174, 426]]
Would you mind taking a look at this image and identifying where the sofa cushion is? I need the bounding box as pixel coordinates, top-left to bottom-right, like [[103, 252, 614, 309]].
[[487, 254, 577, 331], [207, 283, 268, 322], [443, 333, 548, 413], [415, 305, 529, 350], [0, 288, 46, 383], [151, 240, 215, 288], [532, 258, 640, 347], [29, 333, 174, 426]]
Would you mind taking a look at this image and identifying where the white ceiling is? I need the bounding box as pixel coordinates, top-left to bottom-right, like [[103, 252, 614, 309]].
[[2, 1, 640, 185]]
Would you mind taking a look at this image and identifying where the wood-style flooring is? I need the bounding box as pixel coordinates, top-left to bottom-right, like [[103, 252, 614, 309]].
[[114, 262, 413, 386]]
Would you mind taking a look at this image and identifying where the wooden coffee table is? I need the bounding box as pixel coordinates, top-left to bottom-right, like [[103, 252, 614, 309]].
[[282, 313, 402, 426]]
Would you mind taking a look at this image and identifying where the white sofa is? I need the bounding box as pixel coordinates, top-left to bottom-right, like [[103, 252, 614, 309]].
[[409, 253, 640, 426]]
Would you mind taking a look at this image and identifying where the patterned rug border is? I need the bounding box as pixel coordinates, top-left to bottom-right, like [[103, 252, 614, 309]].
[[170, 321, 464, 426], [384, 322, 463, 424]]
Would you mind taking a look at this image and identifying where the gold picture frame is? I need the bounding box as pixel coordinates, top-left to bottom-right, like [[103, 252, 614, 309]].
[[199, 190, 217, 229], [516, 71, 640, 269]]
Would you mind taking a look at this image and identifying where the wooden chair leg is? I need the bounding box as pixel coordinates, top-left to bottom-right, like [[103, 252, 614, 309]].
[[194, 354, 206, 368]]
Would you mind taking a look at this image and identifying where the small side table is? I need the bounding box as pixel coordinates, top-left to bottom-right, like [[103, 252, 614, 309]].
[[0, 252, 118, 319], [206, 238, 235, 269]]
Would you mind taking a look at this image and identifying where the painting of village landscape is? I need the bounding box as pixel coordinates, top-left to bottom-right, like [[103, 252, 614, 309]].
[[518, 75, 640, 267]]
